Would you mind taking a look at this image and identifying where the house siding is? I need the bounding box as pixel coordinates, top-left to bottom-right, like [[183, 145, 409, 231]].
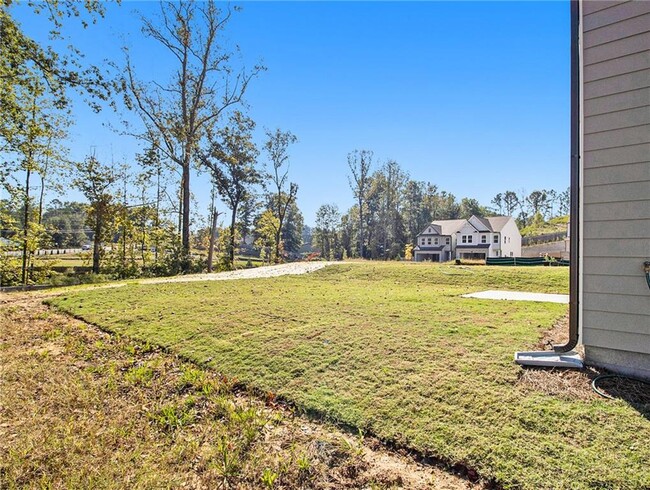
[[581, 0, 650, 378]]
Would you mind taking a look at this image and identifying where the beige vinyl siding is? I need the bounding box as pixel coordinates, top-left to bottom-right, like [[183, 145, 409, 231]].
[[584, 88, 650, 117], [582, 218, 650, 238], [582, 0, 650, 368], [584, 69, 650, 99], [585, 143, 649, 167], [584, 105, 650, 132], [583, 13, 650, 47], [583, 0, 650, 30], [583, 310, 650, 335], [583, 329, 650, 354], [584, 161, 649, 185], [583, 1, 632, 15], [583, 32, 650, 65]]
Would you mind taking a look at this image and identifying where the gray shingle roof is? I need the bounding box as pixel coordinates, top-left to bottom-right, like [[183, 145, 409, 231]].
[[485, 216, 512, 232]]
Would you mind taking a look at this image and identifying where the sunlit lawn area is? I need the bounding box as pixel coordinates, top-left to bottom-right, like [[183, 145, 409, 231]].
[[34, 253, 88, 268], [48, 262, 650, 489]]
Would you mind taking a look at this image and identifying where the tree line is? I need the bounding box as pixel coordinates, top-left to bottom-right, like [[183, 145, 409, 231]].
[[1, 1, 570, 285], [1, 1, 304, 285], [311, 151, 569, 260]]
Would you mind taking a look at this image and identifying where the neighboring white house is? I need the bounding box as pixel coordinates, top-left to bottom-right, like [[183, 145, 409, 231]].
[[413, 215, 521, 262]]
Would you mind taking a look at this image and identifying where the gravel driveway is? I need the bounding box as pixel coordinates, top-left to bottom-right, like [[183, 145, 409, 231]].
[[137, 261, 338, 284]]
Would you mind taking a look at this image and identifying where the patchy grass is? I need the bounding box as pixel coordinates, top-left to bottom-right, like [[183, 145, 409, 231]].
[[46, 262, 650, 489], [0, 296, 470, 489]]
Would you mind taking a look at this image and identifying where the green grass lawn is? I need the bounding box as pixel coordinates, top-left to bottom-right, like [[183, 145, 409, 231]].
[[48, 262, 650, 489], [34, 253, 89, 268]]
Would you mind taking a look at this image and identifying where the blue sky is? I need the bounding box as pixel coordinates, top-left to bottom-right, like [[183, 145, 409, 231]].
[[12, 1, 570, 226]]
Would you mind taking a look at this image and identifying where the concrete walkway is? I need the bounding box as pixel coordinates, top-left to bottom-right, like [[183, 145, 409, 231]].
[[461, 290, 569, 304]]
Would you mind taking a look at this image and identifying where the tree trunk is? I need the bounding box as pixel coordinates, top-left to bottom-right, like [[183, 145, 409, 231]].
[[207, 196, 218, 273], [140, 189, 147, 268], [154, 167, 161, 264], [358, 198, 364, 259], [178, 182, 183, 236], [181, 160, 191, 271], [274, 226, 282, 264], [229, 203, 238, 268], [92, 213, 102, 274], [274, 191, 283, 264], [21, 166, 31, 285]]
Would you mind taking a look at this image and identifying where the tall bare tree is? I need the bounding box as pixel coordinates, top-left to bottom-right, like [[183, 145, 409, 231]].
[[264, 129, 298, 263], [122, 1, 262, 271], [347, 150, 373, 258]]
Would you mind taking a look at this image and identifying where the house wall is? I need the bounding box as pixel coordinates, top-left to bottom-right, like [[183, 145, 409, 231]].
[[499, 220, 522, 258], [457, 223, 478, 246], [581, 0, 650, 378]]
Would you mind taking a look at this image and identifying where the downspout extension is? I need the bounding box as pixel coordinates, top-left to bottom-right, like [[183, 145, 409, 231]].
[[554, 0, 581, 354]]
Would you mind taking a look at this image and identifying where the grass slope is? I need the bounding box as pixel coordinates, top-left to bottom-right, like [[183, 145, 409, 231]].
[[2, 297, 464, 489], [49, 263, 650, 489]]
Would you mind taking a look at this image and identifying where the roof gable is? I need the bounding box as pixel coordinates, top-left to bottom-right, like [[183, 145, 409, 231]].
[[468, 215, 492, 232], [485, 216, 513, 232], [429, 219, 467, 236]]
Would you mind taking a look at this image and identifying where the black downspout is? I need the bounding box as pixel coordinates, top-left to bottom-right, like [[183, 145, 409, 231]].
[[555, 0, 580, 353]]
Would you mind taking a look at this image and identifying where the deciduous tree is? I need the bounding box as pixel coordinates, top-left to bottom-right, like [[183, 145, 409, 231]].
[[122, 1, 262, 270], [201, 112, 261, 268], [264, 129, 298, 263], [72, 155, 118, 274], [347, 150, 372, 258]]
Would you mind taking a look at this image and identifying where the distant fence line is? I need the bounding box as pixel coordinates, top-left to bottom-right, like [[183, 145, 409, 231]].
[[3, 248, 84, 257], [522, 232, 567, 247], [486, 257, 569, 267]]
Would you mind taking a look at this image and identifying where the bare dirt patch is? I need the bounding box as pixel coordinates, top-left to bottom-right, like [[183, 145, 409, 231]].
[[0, 294, 479, 489]]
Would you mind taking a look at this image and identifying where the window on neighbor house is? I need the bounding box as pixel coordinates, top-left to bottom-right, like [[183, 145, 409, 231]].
[[446, 237, 450, 245], [493, 235, 499, 243], [503, 236, 507, 244], [434, 238, 439, 245], [462, 236, 467, 243], [481, 235, 487, 243], [468, 235, 473, 243], [427, 238, 432, 245]]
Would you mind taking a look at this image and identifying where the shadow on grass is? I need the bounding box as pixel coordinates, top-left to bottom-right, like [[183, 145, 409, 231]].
[[518, 365, 650, 421]]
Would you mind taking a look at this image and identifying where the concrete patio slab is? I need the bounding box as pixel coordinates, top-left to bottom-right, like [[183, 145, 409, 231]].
[[461, 290, 569, 304]]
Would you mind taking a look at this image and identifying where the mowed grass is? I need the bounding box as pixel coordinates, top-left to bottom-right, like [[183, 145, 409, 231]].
[[48, 262, 650, 489]]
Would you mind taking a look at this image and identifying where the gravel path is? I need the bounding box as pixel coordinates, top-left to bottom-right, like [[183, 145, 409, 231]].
[[136, 261, 338, 284], [1, 262, 341, 299]]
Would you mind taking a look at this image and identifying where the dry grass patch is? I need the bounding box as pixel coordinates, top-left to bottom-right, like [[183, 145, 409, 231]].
[[0, 295, 476, 489]]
